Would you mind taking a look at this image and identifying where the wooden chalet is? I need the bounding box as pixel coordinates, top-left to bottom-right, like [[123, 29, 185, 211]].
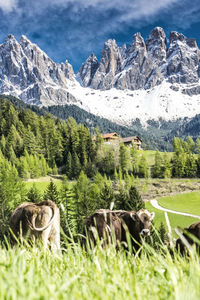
[[101, 132, 120, 143], [92, 132, 120, 144], [122, 136, 142, 149], [93, 132, 142, 149]]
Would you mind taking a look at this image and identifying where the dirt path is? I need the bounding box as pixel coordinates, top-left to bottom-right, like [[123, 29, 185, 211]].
[[150, 199, 200, 219]]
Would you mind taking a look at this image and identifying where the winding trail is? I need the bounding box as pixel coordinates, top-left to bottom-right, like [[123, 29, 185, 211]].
[[150, 199, 200, 220]]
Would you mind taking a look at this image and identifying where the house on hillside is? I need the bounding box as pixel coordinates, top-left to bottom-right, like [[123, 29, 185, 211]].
[[92, 132, 120, 144], [101, 132, 120, 143], [93, 132, 142, 149], [122, 136, 142, 149]]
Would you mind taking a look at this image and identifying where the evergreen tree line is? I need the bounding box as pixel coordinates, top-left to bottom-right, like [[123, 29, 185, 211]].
[[117, 137, 200, 179], [0, 99, 96, 179], [152, 137, 200, 178], [1, 97, 200, 180]]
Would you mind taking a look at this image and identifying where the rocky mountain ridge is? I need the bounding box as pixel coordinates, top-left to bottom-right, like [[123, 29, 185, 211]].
[[0, 34, 76, 106], [0, 27, 200, 126], [78, 27, 200, 94]]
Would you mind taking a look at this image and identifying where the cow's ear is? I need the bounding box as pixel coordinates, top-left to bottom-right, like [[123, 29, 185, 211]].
[[150, 212, 155, 221]]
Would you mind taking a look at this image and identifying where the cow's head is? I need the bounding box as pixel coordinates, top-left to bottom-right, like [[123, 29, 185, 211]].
[[132, 209, 155, 236]]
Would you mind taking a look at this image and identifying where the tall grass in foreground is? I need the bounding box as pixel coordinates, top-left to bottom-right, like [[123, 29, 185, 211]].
[[0, 240, 200, 300]]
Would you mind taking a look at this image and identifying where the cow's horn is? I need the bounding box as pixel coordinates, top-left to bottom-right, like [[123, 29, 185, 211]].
[[29, 205, 56, 232]]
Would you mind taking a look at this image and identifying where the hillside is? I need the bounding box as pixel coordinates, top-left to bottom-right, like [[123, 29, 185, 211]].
[[2, 94, 200, 151]]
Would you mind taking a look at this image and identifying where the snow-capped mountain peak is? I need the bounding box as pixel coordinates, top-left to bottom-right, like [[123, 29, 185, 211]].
[[1, 28, 200, 127]]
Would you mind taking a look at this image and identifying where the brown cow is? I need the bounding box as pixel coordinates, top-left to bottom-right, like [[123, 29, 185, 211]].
[[9, 200, 60, 251], [114, 208, 155, 252], [83, 210, 121, 248], [176, 221, 200, 254], [83, 208, 155, 251]]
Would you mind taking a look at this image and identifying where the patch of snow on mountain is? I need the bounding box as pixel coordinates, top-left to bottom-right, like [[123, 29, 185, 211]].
[[67, 80, 200, 126]]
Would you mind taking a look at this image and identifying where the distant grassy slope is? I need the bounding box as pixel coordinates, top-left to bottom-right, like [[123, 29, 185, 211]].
[[158, 192, 200, 215], [140, 150, 173, 167], [146, 190, 200, 236], [24, 181, 63, 193], [146, 201, 199, 236]]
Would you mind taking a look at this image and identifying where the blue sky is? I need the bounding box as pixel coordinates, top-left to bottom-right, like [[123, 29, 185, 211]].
[[0, 0, 200, 72]]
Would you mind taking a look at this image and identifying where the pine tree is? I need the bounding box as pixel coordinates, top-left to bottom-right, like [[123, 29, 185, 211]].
[[43, 180, 59, 204], [186, 136, 195, 153], [73, 171, 94, 232], [185, 152, 197, 177], [59, 176, 74, 235], [115, 185, 130, 210], [101, 149, 115, 176], [94, 127, 103, 151], [17, 156, 30, 179], [195, 138, 200, 154], [6, 145, 17, 165], [40, 155, 48, 176], [119, 143, 129, 175], [138, 154, 149, 178], [66, 151, 72, 179], [131, 144, 139, 176], [163, 152, 171, 179], [172, 147, 186, 177], [27, 184, 42, 203], [173, 137, 181, 154], [0, 156, 26, 239], [0, 135, 6, 156], [72, 152, 81, 178], [124, 171, 132, 190], [66, 117, 80, 155], [114, 168, 118, 183], [84, 159, 97, 178], [129, 185, 145, 211], [99, 179, 114, 209], [152, 151, 163, 178]]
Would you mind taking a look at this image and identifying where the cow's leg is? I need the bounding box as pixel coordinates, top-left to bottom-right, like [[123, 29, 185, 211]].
[[41, 227, 51, 250], [49, 227, 60, 252]]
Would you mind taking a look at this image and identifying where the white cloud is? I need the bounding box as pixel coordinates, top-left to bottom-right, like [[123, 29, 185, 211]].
[[0, 0, 18, 13], [2, 0, 179, 21], [41, 0, 180, 23]]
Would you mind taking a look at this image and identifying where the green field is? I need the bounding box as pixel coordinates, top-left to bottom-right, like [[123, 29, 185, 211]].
[[24, 181, 63, 193], [0, 243, 200, 299], [145, 201, 198, 236], [139, 150, 173, 167], [158, 192, 200, 215]]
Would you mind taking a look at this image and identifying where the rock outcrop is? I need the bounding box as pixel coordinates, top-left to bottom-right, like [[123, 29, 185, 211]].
[[78, 27, 200, 95], [0, 34, 75, 106]]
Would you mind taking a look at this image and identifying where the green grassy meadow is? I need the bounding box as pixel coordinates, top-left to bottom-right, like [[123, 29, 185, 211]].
[[146, 190, 200, 235], [1, 243, 200, 300], [4, 179, 200, 299], [145, 201, 198, 237], [158, 192, 200, 215], [139, 150, 173, 167], [24, 181, 63, 193]]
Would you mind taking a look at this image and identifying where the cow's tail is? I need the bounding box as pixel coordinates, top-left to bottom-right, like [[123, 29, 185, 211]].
[[28, 202, 57, 232]]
